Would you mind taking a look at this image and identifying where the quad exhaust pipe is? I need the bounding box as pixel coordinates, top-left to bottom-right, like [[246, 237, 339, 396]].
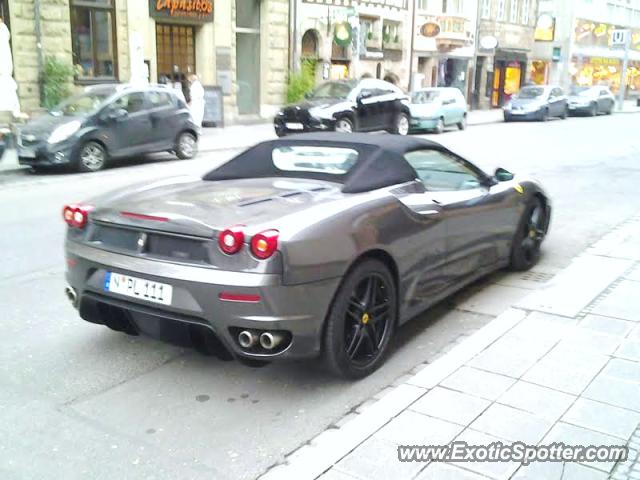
[[65, 286, 78, 307], [237, 330, 286, 351], [238, 330, 259, 349], [259, 332, 284, 350]]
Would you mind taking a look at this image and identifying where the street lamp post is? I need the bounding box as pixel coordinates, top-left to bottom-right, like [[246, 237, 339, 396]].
[[617, 30, 631, 111]]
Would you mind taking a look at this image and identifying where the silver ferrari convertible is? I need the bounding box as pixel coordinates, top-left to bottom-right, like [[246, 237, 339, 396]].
[[64, 133, 551, 378]]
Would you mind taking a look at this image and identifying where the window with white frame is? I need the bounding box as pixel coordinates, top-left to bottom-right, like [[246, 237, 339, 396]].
[[521, 0, 530, 24], [510, 0, 519, 22], [497, 0, 506, 19], [481, 0, 491, 18]]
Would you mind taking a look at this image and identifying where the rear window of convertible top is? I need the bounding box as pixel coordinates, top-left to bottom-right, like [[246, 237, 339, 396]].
[[272, 146, 359, 175]]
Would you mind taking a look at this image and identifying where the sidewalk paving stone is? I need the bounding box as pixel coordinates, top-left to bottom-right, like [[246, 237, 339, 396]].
[[440, 366, 516, 401], [333, 436, 424, 480], [317, 470, 359, 480], [554, 328, 623, 355], [409, 386, 491, 426], [468, 403, 553, 445], [561, 398, 640, 440], [582, 371, 640, 412], [454, 284, 531, 316], [615, 339, 640, 362], [513, 462, 609, 480], [374, 410, 464, 446], [468, 335, 556, 378], [600, 358, 640, 382], [578, 314, 636, 337], [414, 462, 491, 479], [591, 280, 640, 321], [450, 429, 518, 480], [542, 422, 623, 473], [496, 381, 576, 422], [516, 255, 633, 317]]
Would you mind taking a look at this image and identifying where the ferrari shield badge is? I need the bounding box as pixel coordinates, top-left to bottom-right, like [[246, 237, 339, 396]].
[[514, 184, 524, 194]]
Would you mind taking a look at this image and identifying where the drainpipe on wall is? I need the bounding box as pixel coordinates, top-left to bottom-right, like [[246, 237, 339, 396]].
[[470, 0, 482, 110], [34, 0, 45, 107], [289, 0, 298, 73], [407, 0, 416, 92]]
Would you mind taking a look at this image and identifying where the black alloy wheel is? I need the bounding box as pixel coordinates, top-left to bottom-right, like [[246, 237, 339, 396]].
[[323, 259, 396, 379], [509, 198, 546, 271]]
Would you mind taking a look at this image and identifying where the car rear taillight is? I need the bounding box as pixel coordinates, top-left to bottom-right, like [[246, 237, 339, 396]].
[[218, 225, 245, 255], [251, 230, 279, 259], [63, 204, 93, 229]]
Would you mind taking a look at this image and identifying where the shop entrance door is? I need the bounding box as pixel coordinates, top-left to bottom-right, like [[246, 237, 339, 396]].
[[491, 60, 523, 107], [156, 24, 196, 83], [236, 0, 261, 115], [0, 0, 8, 26]]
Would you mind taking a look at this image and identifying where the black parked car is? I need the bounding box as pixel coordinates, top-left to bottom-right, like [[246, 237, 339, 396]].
[[18, 84, 200, 172], [274, 79, 411, 137], [503, 85, 568, 122]]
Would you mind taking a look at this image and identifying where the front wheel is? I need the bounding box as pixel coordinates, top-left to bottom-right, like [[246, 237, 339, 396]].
[[335, 117, 354, 133], [509, 198, 546, 271], [176, 132, 198, 159], [323, 259, 397, 379], [77, 141, 107, 172], [392, 112, 410, 135], [590, 103, 598, 117]]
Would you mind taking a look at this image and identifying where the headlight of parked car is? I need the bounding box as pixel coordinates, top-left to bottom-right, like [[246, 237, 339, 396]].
[[48, 121, 82, 144]]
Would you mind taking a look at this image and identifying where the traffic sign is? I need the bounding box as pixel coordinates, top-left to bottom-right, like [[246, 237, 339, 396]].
[[612, 29, 629, 46]]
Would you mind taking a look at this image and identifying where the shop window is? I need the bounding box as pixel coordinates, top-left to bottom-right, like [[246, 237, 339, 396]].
[[156, 24, 196, 82], [510, 0, 518, 23], [521, 0, 530, 24], [496, 0, 505, 20], [481, 0, 490, 18], [0, 0, 10, 31], [301, 30, 319, 58], [70, 0, 117, 81]]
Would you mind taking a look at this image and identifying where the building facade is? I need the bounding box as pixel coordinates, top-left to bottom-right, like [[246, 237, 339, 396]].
[[411, 0, 477, 101], [292, 0, 414, 89], [532, 0, 640, 96], [474, 0, 539, 108], [3, 0, 289, 122]]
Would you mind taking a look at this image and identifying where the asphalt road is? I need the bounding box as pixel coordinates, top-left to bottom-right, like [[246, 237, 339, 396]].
[[1, 113, 639, 480]]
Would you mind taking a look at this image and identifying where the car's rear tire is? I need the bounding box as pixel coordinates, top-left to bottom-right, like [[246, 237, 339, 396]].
[[323, 259, 396, 379], [392, 112, 410, 135], [176, 131, 198, 159], [509, 197, 546, 271], [77, 141, 107, 173], [606, 104, 613, 115], [457, 114, 467, 130], [590, 102, 598, 116], [335, 117, 354, 133]]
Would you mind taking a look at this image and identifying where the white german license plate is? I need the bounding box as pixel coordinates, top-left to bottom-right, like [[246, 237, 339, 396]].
[[104, 272, 173, 306], [18, 148, 36, 158], [285, 122, 304, 130]]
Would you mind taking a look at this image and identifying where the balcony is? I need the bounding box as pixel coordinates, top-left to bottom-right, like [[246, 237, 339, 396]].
[[419, 14, 472, 50]]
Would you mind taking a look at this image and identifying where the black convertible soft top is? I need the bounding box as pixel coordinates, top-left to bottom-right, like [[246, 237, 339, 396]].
[[203, 133, 442, 193]]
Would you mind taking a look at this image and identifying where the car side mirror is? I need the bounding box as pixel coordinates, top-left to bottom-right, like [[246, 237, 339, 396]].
[[106, 108, 128, 121], [357, 91, 372, 103], [494, 167, 514, 182]]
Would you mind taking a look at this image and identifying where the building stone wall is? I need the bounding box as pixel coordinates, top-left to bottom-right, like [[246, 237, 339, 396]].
[[9, 0, 73, 111], [262, 0, 289, 115]]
